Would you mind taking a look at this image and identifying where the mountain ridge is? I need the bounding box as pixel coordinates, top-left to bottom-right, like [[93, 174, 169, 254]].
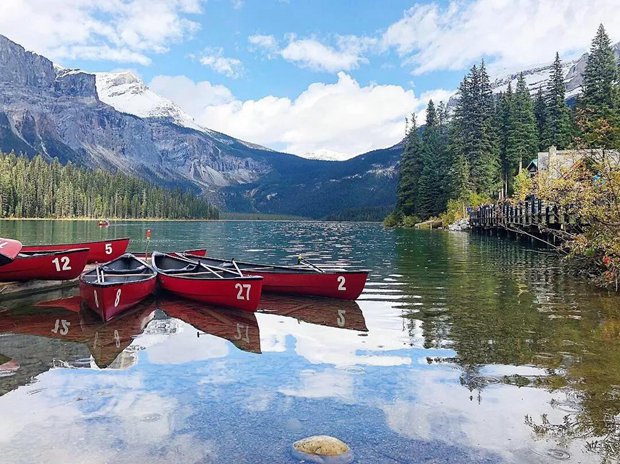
[[0, 34, 399, 219]]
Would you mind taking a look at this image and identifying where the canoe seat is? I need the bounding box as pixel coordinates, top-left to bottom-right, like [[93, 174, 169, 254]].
[[102, 265, 148, 274]]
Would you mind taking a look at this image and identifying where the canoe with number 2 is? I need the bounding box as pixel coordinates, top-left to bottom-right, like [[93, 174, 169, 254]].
[[152, 252, 263, 312], [183, 254, 369, 300], [0, 248, 90, 281], [80, 253, 157, 321], [21, 237, 130, 263]]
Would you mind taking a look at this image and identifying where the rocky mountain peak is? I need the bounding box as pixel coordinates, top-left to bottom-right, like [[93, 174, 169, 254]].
[[0, 34, 55, 89]]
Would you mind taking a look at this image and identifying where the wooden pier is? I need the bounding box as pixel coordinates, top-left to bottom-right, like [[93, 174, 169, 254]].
[[469, 199, 580, 247], [0, 264, 96, 301]]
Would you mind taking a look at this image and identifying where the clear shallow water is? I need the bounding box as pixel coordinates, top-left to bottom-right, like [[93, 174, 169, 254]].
[[0, 220, 619, 463]]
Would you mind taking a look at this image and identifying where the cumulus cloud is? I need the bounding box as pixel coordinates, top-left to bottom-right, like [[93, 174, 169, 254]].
[[0, 0, 204, 65], [150, 72, 451, 158], [381, 0, 620, 74], [198, 48, 244, 78], [249, 34, 374, 73]]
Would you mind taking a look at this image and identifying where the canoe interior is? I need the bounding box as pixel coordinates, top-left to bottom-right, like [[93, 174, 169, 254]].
[[82, 254, 155, 284], [187, 255, 366, 275], [152, 253, 246, 279]]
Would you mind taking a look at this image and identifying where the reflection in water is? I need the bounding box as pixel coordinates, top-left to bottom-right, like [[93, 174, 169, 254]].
[[158, 296, 261, 354], [0, 221, 619, 463], [259, 294, 368, 332]]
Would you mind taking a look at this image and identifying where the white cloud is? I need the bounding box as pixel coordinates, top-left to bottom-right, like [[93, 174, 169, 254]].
[[151, 71, 439, 158], [382, 0, 620, 74], [0, 0, 204, 65], [249, 34, 374, 73], [248, 34, 278, 53], [280, 37, 368, 72], [198, 48, 244, 78]]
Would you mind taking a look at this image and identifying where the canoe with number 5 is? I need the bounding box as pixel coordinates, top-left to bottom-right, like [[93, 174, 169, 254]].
[[182, 254, 369, 300], [152, 252, 263, 312], [0, 248, 90, 281], [80, 253, 157, 321], [21, 237, 130, 263]]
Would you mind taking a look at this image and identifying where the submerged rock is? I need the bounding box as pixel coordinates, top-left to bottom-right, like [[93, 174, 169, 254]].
[[292, 435, 353, 463]]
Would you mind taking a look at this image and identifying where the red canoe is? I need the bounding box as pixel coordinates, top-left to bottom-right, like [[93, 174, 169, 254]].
[[0, 237, 23, 266], [0, 248, 89, 281], [152, 252, 263, 312], [22, 237, 130, 263], [80, 254, 157, 321], [183, 254, 369, 300]]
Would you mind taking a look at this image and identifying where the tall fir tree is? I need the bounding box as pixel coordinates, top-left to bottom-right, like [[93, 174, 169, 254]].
[[545, 52, 572, 149], [418, 100, 448, 218], [452, 61, 500, 198], [578, 24, 620, 148], [396, 114, 422, 216], [534, 86, 549, 150], [582, 24, 618, 111]]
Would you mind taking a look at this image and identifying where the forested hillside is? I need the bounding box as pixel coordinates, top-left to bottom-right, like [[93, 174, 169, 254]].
[[389, 24, 620, 225], [0, 153, 219, 219]]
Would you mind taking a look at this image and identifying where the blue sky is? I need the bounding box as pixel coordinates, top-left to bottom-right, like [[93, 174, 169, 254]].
[[1, 0, 618, 158]]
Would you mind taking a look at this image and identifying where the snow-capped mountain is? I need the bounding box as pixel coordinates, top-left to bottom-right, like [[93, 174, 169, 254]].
[[302, 149, 354, 161], [0, 34, 399, 219], [95, 71, 204, 131]]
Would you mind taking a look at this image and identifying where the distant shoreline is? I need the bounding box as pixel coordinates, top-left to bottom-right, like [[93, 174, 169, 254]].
[[0, 217, 382, 223]]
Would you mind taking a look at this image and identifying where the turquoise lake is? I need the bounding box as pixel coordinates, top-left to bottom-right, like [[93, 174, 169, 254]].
[[0, 220, 619, 463]]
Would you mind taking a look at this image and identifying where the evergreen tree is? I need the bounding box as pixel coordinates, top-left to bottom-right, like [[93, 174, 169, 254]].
[[396, 115, 422, 216], [418, 100, 448, 217], [534, 86, 549, 150], [578, 24, 620, 148], [582, 24, 618, 111], [545, 52, 572, 149], [452, 61, 500, 198]]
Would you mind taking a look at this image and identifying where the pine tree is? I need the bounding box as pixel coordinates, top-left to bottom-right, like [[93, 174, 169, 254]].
[[545, 52, 572, 149], [396, 115, 422, 216], [534, 86, 549, 150], [418, 100, 447, 217], [578, 24, 620, 148], [453, 61, 500, 198], [582, 24, 618, 111]]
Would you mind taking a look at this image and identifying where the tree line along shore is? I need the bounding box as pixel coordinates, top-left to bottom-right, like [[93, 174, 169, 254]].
[[387, 24, 620, 290]]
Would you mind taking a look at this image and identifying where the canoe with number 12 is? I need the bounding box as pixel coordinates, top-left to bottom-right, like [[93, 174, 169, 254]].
[[0, 248, 90, 281]]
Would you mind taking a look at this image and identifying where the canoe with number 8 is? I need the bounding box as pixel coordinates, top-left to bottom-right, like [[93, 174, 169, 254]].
[[80, 253, 157, 321], [0, 248, 90, 281]]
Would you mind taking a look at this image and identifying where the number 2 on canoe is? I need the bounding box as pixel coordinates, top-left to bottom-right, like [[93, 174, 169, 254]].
[[235, 283, 251, 300], [105, 243, 113, 255], [52, 256, 72, 272], [337, 275, 346, 291]]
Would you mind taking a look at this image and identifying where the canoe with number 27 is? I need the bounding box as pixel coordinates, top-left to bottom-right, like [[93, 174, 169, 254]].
[[183, 254, 369, 300], [21, 237, 130, 263], [80, 253, 157, 322], [0, 248, 90, 281], [152, 252, 263, 312]]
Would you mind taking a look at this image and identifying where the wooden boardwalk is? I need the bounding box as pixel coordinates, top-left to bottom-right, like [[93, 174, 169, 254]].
[[469, 199, 580, 247]]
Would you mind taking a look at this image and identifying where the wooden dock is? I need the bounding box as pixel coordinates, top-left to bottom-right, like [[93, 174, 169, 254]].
[[0, 264, 96, 301], [469, 198, 580, 247]]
